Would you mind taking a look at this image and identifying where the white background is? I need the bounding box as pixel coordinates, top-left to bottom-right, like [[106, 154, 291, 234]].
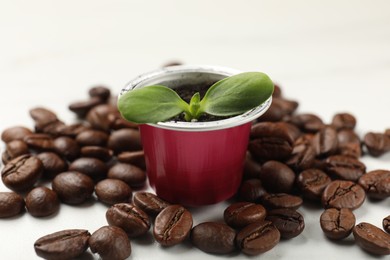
[[1, 0, 390, 259]]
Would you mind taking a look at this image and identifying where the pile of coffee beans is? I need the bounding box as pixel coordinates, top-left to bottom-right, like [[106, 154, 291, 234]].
[[1, 74, 390, 259]]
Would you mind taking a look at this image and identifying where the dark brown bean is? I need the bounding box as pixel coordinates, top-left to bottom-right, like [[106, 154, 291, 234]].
[[37, 152, 68, 179], [76, 129, 109, 147], [95, 179, 132, 205], [238, 179, 267, 202], [243, 152, 262, 179], [69, 97, 104, 118], [106, 203, 150, 238], [89, 86, 111, 101], [266, 209, 305, 239], [331, 113, 356, 130], [0, 192, 25, 218], [53, 123, 90, 138], [358, 170, 390, 199], [52, 171, 95, 204], [191, 222, 236, 254], [321, 180, 366, 210], [86, 104, 117, 131], [153, 205, 193, 246], [108, 113, 138, 130], [320, 208, 355, 240], [80, 146, 113, 161], [1, 126, 33, 143], [261, 193, 303, 210], [236, 220, 280, 256], [24, 134, 55, 151], [353, 222, 390, 255], [5, 140, 29, 159], [25, 187, 59, 217], [296, 168, 331, 201], [258, 98, 298, 122], [34, 229, 91, 260], [133, 192, 170, 217], [259, 160, 295, 193], [224, 202, 267, 229], [108, 129, 142, 154], [117, 150, 146, 170], [312, 126, 338, 158], [107, 163, 146, 188], [29, 107, 59, 131], [324, 155, 366, 181], [68, 157, 107, 180], [53, 136, 80, 161], [285, 135, 316, 171], [1, 154, 43, 191], [364, 132, 390, 157], [383, 215, 390, 234], [286, 113, 324, 133]]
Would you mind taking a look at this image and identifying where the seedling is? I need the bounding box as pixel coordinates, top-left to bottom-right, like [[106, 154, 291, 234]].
[[118, 72, 274, 123]]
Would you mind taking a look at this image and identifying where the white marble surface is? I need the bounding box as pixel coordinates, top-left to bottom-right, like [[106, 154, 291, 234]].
[[1, 0, 390, 259]]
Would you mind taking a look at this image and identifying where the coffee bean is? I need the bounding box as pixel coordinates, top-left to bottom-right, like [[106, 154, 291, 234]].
[[86, 104, 117, 131], [68, 157, 107, 180], [133, 192, 170, 217], [238, 179, 267, 202], [259, 161, 295, 193], [24, 134, 55, 151], [324, 155, 366, 181], [358, 170, 390, 199], [107, 163, 146, 188], [37, 152, 68, 179], [0, 192, 25, 218], [261, 193, 303, 210], [286, 113, 324, 133], [25, 187, 59, 217], [68, 97, 103, 118], [5, 140, 29, 160], [320, 208, 355, 240], [108, 129, 142, 154], [331, 113, 356, 130], [338, 142, 362, 158], [53, 136, 80, 161], [243, 153, 262, 179], [364, 132, 390, 157], [1, 126, 33, 143], [39, 120, 66, 137], [285, 135, 316, 171], [89, 226, 131, 260], [321, 180, 366, 210], [80, 146, 113, 161], [53, 123, 91, 138], [153, 205, 193, 246], [117, 150, 146, 170], [249, 122, 295, 161], [296, 168, 331, 201], [337, 129, 361, 145], [337, 129, 362, 158], [224, 202, 267, 229], [266, 208, 305, 239], [52, 171, 94, 204], [89, 86, 111, 101], [1, 151, 11, 165], [312, 126, 338, 158], [106, 203, 150, 238], [259, 98, 298, 122], [191, 222, 236, 254], [34, 229, 91, 260], [383, 215, 390, 233], [108, 113, 138, 130], [1, 154, 43, 191], [76, 129, 109, 147], [236, 220, 280, 255], [29, 107, 59, 131], [353, 222, 390, 255], [95, 179, 132, 205]]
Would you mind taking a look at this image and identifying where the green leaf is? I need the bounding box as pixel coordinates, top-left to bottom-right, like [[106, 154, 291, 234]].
[[200, 72, 274, 116], [118, 85, 189, 124]]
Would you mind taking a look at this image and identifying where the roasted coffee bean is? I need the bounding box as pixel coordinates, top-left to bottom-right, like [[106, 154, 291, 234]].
[[243, 153, 262, 179], [117, 150, 146, 170], [259, 161, 295, 193], [191, 222, 236, 254], [0, 192, 25, 218], [338, 142, 362, 158], [39, 120, 66, 137], [358, 170, 390, 199], [24, 133, 55, 151], [312, 126, 338, 158], [259, 98, 298, 122], [80, 146, 113, 161], [321, 180, 365, 210], [89, 86, 111, 101], [34, 229, 91, 260], [1, 151, 11, 165], [285, 135, 316, 171], [1, 154, 43, 191], [52, 171, 94, 204], [249, 122, 295, 161], [89, 226, 131, 260], [106, 203, 150, 238], [25, 187, 59, 217], [238, 179, 267, 202], [383, 215, 390, 233], [261, 193, 303, 210], [1, 126, 33, 143], [133, 192, 170, 217], [107, 163, 146, 188], [53, 136, 80, 161], [108, 113, 138, 130], [5, 140, 29, 159], [320, 208, 355, 240], [69, 157, 107, 180], [266, 209, 304, 239], [95, 179, 132, 205], [324, 155, 366, 181], [286, 113, 324, 133], [353, 222, 390, 255], [52, 123, 90, 138], [153, 205, 193, 246], [337, 129, 361, 145], [224, 202, 266, 229], [86, 104, 117, 131], [76, 129, 109, 147], [364, 132, 390, 157], [37, 152, 67, 179], [29, 107, 59, 131], [108, 129, 142, 154], [68, 97, 103, 118], [236, 220, 280, 255], [296, 168, 331, 201], [331, 113, 356, 130]]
